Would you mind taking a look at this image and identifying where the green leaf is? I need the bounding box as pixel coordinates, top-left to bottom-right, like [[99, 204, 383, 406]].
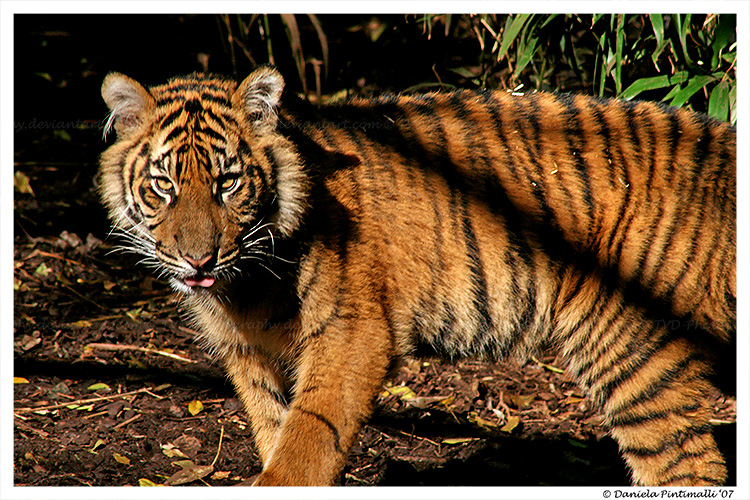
[[650, 14, 667, 65], [673, 14, 694, 66], [708, 80, 730, 122], [442, 437, 479, 445], [710, 15, 735, 69], [87, 383, 111, 392], [513, 37, 539, 79], [497, 14, 531, 61], [620, 71, 688, 100], [34, 263, 52, 278], [669, 74, 715, 108], [613, 14, 625, 95]]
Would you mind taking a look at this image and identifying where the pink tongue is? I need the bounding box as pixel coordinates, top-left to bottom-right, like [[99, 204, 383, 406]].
[[184, 276, 215, 288]]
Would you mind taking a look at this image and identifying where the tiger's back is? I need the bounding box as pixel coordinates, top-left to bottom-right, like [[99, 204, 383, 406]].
[[99, 67, 735, 486]]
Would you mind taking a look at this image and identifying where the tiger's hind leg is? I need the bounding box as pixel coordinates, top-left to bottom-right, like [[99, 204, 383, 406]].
[[559, 290, 727, 485], [603, 337, 726, 486]]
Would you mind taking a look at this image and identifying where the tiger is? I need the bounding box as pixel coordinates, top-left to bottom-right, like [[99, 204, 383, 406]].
[[98, 66, 736, 486]]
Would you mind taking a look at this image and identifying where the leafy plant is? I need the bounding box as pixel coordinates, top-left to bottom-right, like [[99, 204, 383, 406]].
[[463, 14, 736, 123]]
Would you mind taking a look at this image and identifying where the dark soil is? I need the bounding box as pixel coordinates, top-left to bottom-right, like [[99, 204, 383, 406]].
[[12, 14, 737, 489]]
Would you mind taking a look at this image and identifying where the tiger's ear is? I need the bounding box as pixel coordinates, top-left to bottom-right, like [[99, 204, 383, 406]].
[[233, 66, 284, 128], [101, 73, 154, 138]]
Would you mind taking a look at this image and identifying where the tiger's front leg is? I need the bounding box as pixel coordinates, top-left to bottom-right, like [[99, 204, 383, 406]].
[[254, 311, 394, 486], [222, 347, 289, 465]]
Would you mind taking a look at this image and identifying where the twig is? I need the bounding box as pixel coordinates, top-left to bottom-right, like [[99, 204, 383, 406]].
[[211, 426, 225, 467], [112, 413, 142, 431], [86, 342, 196, 363], [15, 386, 163, 414], [14, 418, 50, 438]]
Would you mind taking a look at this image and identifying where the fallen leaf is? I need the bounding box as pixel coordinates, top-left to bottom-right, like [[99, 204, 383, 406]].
[[113, 452, 131, 465], [500, 415, 520, 433], [467, 411, 499, 430], [91, 439, 106, 452], [161, 443, 189, 459], [87, 383, 111, 392], [68, 320, 93, 328], [34, 263, 52, 278], [565, 395, 585, 405], [442, 437, 479, 445], [138, 478, 160, 487], [14, 171, 35, 196], [532, 356, 564, 374], [508, 393, 535, 409], [187, 399, 204, 416], [14, 377, 29, 384], [381, 383, 417, 400], [211, 470, 231, 480], [164, 461, 214, 486]]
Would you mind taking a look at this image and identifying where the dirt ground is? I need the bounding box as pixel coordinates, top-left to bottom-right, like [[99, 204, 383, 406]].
[[12, 128, 737, 488]]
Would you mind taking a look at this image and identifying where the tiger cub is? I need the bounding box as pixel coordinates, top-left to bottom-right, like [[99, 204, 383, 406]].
[[99, 66, 735, 486]]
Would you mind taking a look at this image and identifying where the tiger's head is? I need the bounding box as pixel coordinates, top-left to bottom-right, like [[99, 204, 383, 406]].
[[99, 67, 307, 294]]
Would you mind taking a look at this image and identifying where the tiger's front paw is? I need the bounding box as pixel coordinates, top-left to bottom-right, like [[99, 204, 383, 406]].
[[252, 469, 295, 486]]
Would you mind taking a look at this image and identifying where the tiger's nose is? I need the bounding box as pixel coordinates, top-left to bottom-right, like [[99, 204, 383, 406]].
[[184, 252, 216, 272]]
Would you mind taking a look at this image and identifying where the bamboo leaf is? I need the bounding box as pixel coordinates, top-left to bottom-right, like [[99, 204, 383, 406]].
[[650, 14, 668, 65], [669, 74, 715, 108], [710, 14, 735, 69], [620, 71, 688, 100], [708, 80, 730, 122], [497, 14, 531, 61], [614, 14, 625, 95]]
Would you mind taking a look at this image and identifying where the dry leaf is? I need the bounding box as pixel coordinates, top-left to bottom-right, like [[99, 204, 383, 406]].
[[14, 171, 35, 196], [467, 411, 499, 429], [500, 415, 520, 433], [211, 470, 231, 480], [187, 399, 204, 416], [69, 320, 93, 328], [113, 452, 131, 465], [161, 443, 189, 459], [138, 478, 160, 487], [382, 383, 417, 400], [509, 393, 535, 409], [14, 377, 29, 384], [164, 461, 214, 486]]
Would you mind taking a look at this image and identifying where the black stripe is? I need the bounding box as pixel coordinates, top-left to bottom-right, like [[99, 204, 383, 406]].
[[295, 408, 342, 453], [621, 423, 713, 457], [605, 102, 637, 263], [602, 351, 702, 414], [554, 94, 595, 227], [609, 403, 701, 427], [460, 198, 495, 345]]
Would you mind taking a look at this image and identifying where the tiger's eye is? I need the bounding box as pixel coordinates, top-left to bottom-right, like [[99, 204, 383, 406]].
[[219, 176, 240, 194], [152, 177, 174, 195]]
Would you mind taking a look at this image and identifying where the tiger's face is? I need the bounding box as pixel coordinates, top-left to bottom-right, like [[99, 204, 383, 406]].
[[99, 68, 307, 294]]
